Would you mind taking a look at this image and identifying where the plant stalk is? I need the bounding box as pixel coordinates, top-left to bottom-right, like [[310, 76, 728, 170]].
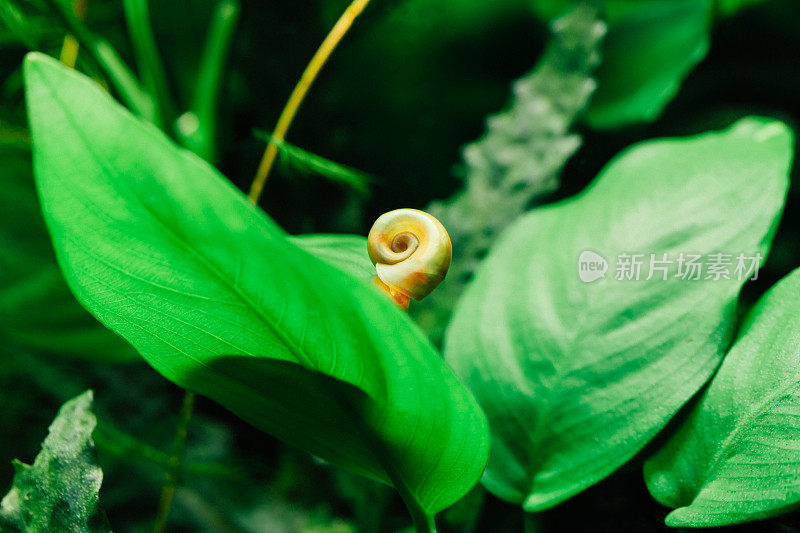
[[384, 467, 437, 533], [247, 0, 372, 204], [58, 0, 87, 68], [153, 391, 196, 533]]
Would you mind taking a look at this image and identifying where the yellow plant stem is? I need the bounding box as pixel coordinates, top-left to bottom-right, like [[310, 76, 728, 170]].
[[58, 0, 88, 68], [247, 0, 372, 204]]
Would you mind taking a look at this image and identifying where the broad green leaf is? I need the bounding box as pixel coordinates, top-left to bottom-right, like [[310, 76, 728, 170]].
[[445, 117, 792, 510], [0, 142, 138, 362], [586, 0, 712, 128], [645, 268, 800, 527], [291, 234, 374, 282], [24, 52, 488, 516], [0, 391, 110, 533]]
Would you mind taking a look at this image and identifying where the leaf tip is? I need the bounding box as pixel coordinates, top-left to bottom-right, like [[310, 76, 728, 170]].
[[664, 507, 695, 528], [731, 116, 794, 148], [22, 51, 55, 82]]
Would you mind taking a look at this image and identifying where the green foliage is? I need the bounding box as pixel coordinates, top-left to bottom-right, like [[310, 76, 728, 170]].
[[0, 1, 41, 49], [717, 0, 770, 16], [254, 131, 375, 194], [645, 267, 800, 527], [415, 4, 604, 341], [290, 234, 374, 281], [2, 0, 800, 529], [445, 117, 793, 510], [529, 0, 570, 21], [528, 0, 712, 128], [23, 51, 489, 519], [0, 391, 109, 533], [0, 141, 138, 362], [586, 0, 712, 127], [174, 0, 239, 163]]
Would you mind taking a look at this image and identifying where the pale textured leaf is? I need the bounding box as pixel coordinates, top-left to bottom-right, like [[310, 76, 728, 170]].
[[645, 268, 800, 527], [445, 117, 792, 510]]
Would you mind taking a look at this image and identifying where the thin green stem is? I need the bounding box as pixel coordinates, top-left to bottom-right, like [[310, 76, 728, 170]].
[[177, 0, 240, 162], [43, 0, 154, 121], [383, 466, 437, 533], [247, 0, 372, 204], [153, 391, 196, 533], [361, 420, 436, 533], [123, 0, 176, 130], [523, 512, 540, 533]]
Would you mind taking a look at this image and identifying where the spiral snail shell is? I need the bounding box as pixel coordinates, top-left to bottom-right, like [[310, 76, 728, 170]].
[[367, 208, 452, 309]]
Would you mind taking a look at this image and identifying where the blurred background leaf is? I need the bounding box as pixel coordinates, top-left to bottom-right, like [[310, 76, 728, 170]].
[[585, 0, 712, 128], [0, 140, 139, 362], [253, 130, 375, 195]]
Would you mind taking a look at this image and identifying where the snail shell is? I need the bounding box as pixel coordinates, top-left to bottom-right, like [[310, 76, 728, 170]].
[[367, 208, 452, 308]]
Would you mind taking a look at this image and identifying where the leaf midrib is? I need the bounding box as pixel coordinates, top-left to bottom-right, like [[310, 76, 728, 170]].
[[34, 66, 440, 513], [36, 69, 317, 371]]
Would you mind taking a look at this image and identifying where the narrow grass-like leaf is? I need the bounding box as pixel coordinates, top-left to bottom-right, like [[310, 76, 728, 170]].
[[179, 0, 240, 162], [255, 130, 374, 194], [123, 0, 177, 130], [445, 117, 792, 510], [645, 268, 800, 527], [24, 52, 488, 517]]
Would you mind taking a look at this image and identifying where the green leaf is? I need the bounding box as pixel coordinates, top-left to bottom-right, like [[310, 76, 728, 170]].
[[0, 0, 40, 49], [178, 0, 240, 163], [0, 391, 110, 533], [645, 268, 800, 527], [529, 0, 571, 20], [716, 0, 770, 16], [445, 117, 793, 510], [586, 0, 712, 128], [291, 234, 374, 282], [253, 131, 374, 195], [24, 52, 488, 517], [0, 141, 139, 362]]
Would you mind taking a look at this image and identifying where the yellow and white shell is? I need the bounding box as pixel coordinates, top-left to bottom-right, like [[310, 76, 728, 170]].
[[367, 208, 452, 309]]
